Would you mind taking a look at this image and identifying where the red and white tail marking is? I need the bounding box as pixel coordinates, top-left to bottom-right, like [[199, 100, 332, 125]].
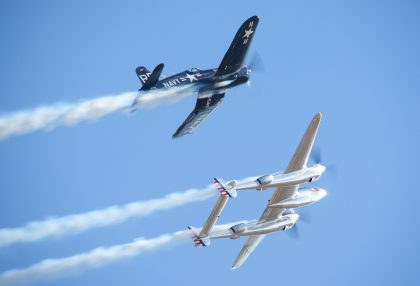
[[188, 227, 203, 247], [214, 178, 230, 198]]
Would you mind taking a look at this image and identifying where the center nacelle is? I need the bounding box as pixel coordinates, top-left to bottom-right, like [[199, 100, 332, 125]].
[[269, 187, 327, 209]]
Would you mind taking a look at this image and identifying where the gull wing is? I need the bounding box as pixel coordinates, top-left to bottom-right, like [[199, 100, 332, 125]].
[[172, 92, 225, 138], [231, 235, 265, 270], [216, 16, 259, 76]]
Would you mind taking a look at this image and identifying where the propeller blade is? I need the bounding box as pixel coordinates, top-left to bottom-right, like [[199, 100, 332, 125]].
[[309, 146, 339, 182], [310, 146, 322, 164], [298, 208, 312, 224], [326, 163, 338, 180], [287, 224, 300, 240], [248, 52, 265, 72]]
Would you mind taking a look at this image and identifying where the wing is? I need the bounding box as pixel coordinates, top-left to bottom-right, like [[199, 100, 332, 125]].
[[231, 113, 322, 269], [285, 112, 322, 173], [216, 16, 259, 76], [256, 113, 323, 222], [230, 185, 296, 269], [231, 235, 265, 270], [172, 92, 225, 138], [258, 185, 298, 223]]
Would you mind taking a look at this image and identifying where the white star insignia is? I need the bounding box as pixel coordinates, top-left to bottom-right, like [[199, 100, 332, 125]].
[[182, 73, 198, 82], [243, 28, 254, 39]]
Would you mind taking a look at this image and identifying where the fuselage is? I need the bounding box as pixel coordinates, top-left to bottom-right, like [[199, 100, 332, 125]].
[[208, 213, 299, 241], [234, 164, 326, 191], [269, 187, 327, 209], [266, 163, 326, 188], [152, 67, 250, 94]]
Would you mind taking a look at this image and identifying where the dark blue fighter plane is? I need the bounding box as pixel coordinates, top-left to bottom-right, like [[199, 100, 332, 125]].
[[131, 16, 259, 138]]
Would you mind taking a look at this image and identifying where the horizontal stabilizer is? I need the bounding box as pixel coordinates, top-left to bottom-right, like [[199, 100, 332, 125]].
[[197, 177, 239, 238]]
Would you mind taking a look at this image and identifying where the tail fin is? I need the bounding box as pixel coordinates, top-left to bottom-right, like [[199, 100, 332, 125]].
[[135, 67, 151, 85], [135, 63, 164, 90], [216, 16, 259, 76], [214, 178, 237, 198], [187, 226, 210, 247]]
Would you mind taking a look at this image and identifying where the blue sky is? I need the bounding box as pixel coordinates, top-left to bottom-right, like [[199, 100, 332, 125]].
[[1, 0, 420, 285]]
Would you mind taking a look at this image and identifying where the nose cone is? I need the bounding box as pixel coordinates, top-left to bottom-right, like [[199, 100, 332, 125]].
[[316, 188, 328, 200], [290, 213, 300, 224]]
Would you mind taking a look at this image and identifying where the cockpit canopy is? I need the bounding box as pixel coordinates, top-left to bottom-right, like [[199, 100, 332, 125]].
[[283, 209, 296, 215]]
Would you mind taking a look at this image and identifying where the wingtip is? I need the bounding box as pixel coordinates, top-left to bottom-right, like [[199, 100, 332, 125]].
[[313, 112, 322, 122], [245, 15, 259, 24], [172, 132, 181, 139]]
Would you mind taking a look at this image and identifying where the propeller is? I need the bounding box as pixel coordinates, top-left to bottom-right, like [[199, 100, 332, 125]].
[[309, 146, 338, 180], [288, 224, 300, 240], [248, 52, 265, 72], [298, 208, 312, 224], [285, 208, 313, 241], [310, 146, 322, 164]]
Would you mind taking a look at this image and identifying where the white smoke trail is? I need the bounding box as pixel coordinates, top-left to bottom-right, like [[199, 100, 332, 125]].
[[0, 86, 193, 140], [0, 222, 246, 285], [0, 184, 215, 248], [0, 230, 188, 285], [0, 177, 256, 248]]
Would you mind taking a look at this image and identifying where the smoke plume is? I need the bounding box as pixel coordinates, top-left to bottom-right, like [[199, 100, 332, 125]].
[[0, 87, 193, 140], [0, 222, 246, 285], [0, 185, 215, 248], [0, 177, 256, 248]]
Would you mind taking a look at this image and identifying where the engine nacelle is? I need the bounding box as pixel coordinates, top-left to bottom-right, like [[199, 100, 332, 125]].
[[256, 175, 274, 186], [309, 176, 320, 183], [230, 223, 248, 234]]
